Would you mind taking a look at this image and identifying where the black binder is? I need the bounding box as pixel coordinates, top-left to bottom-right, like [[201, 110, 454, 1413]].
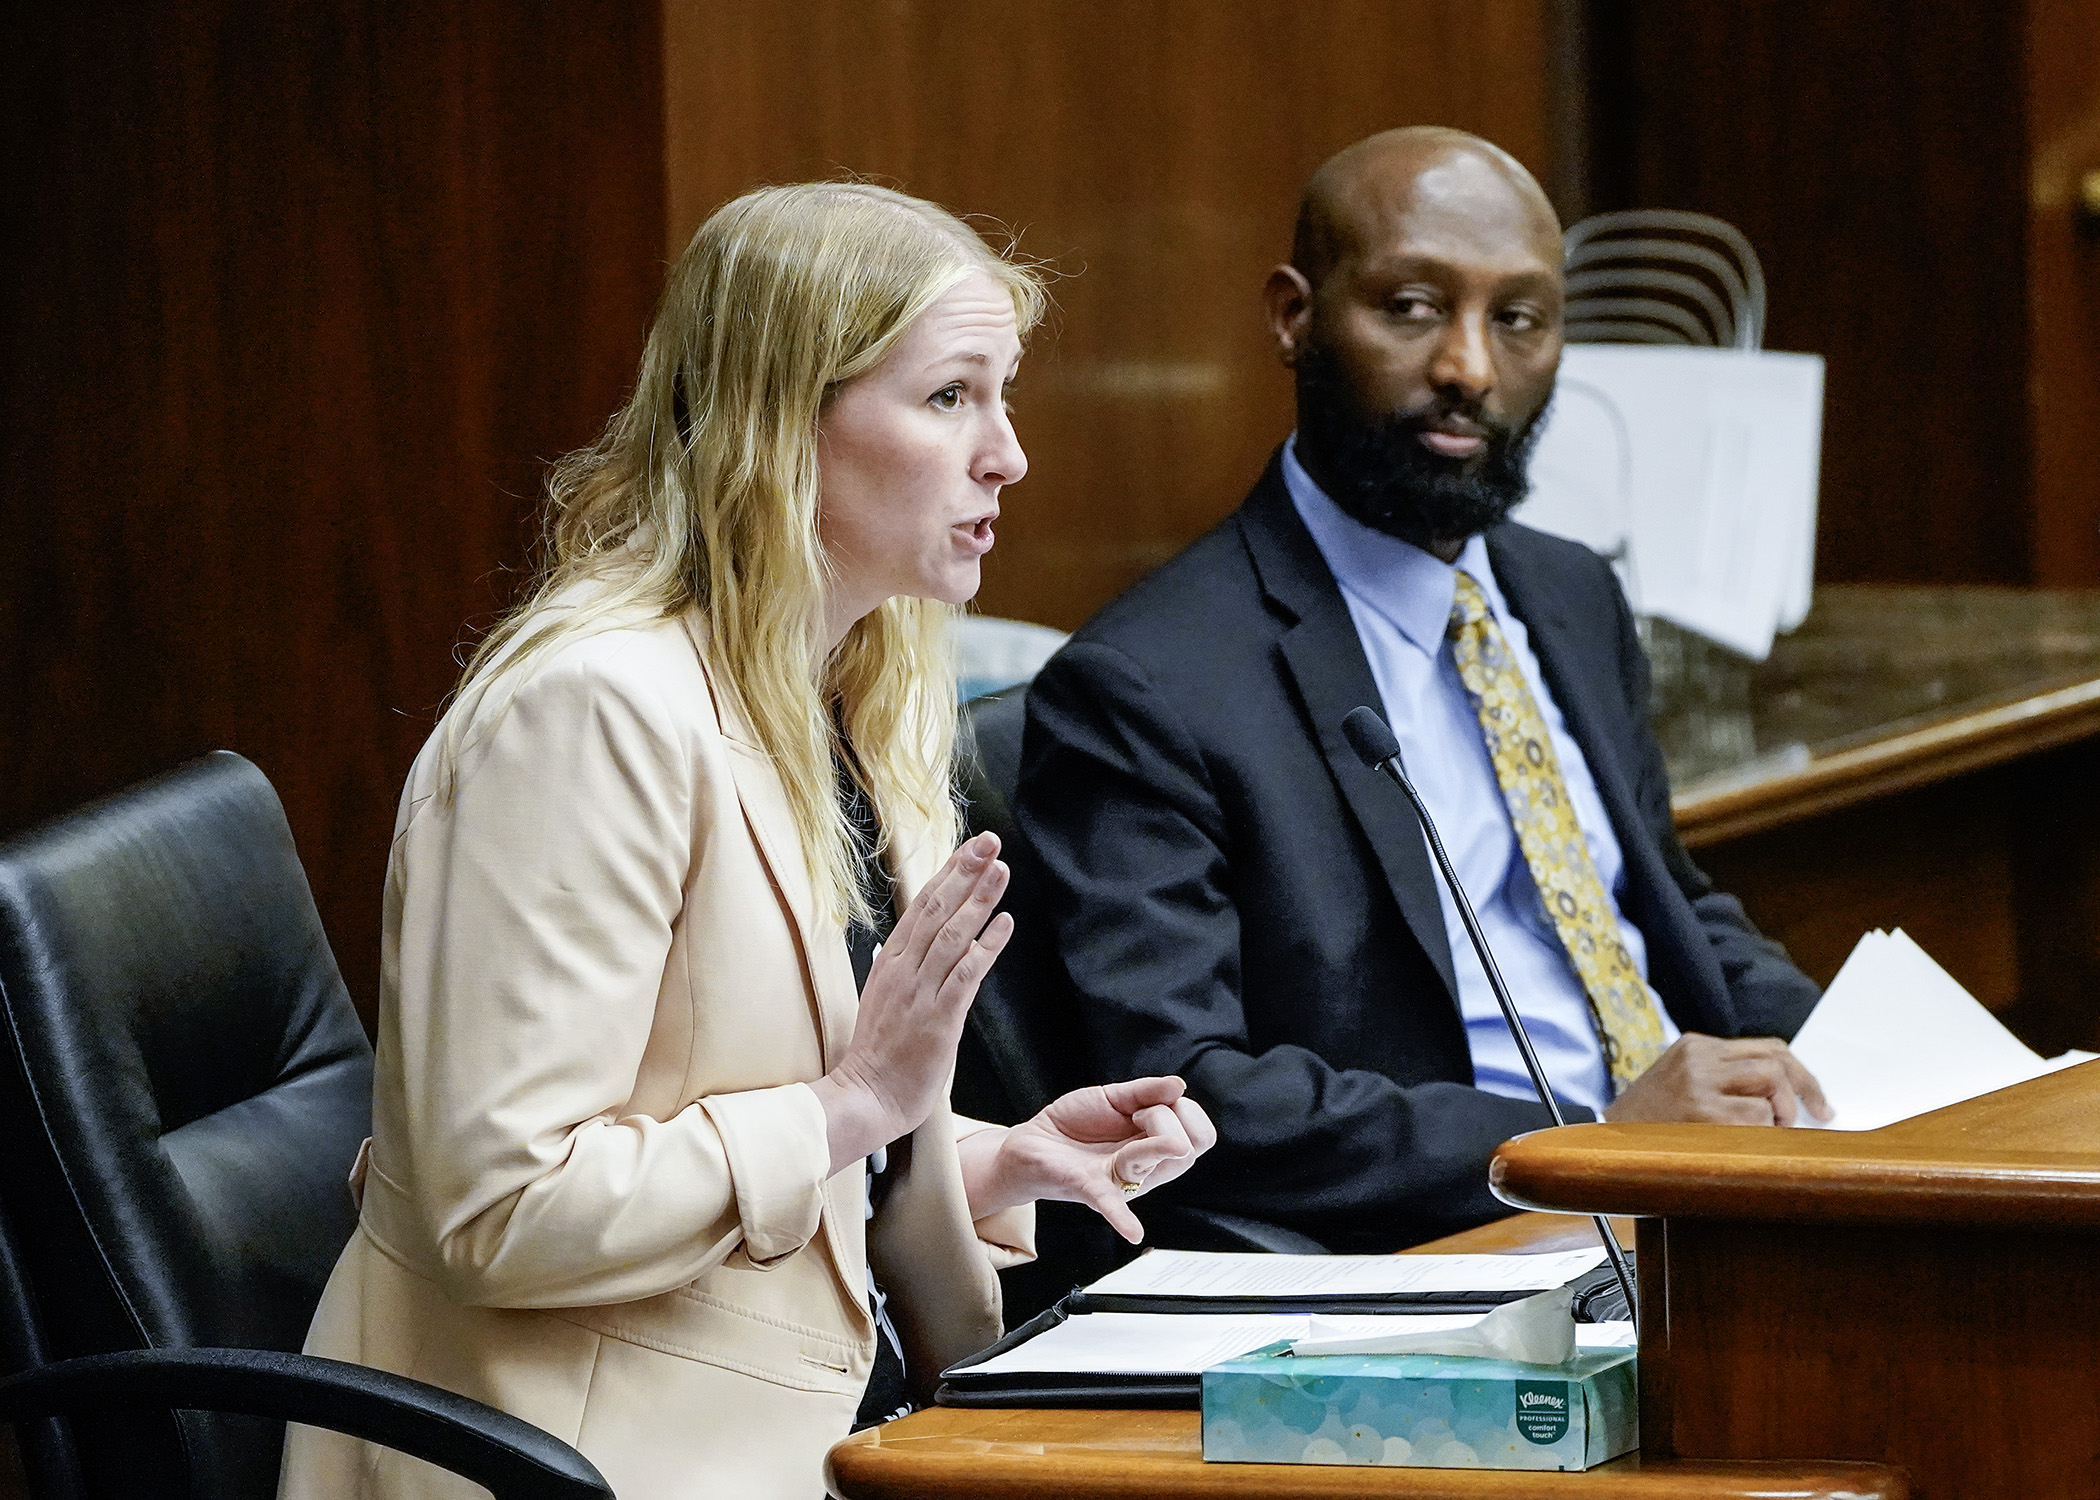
[[935, 1258, 1634, 1409], [938, 1296, 1200, 1408]]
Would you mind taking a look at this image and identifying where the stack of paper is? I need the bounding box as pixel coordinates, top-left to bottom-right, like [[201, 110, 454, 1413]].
[[938, 1250, 1625, 1404], [954, 1311, 1635, 1384], [1080, 1247, 1606, 1305], [1788, 929, 2096, 1130], [1516, 344, 1824, 660]]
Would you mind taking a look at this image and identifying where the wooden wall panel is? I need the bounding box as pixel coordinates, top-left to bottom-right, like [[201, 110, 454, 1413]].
[[1587, 0, 2035, 587], [663, 0, 1554, 631], [2026, 0, 2100, 587], [1691, 735, 2100, 1059], [1693, 773, 2025, 1013], [0, 3, 666, 1018]]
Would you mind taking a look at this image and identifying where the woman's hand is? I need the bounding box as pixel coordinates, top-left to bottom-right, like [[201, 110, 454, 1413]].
[[958, 1077, 1218, 1244], [809, 832, 1013, 1174]]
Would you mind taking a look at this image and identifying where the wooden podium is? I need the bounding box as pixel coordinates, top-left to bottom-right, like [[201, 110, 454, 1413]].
[[827, 1212, 1911, 1498], [1491, 1063, 2100, 1499]]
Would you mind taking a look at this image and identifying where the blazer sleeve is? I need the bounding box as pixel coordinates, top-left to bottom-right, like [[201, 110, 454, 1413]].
[[374, 644, 832, 1310], [951, 1115, 1036, 1269], [1020, 642, 1580, 1246], [1607, 580, 1822, 1040]]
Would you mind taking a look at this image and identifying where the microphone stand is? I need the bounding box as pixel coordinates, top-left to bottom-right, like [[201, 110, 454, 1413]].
[[1343, 706, 1639, 1333]]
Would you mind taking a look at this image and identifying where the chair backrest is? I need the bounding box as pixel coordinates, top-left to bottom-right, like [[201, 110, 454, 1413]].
[[952, 688, 1142, 1316], [1563, 209, 1767, 350], [951, 690, 1332, 1313], [951, 687, 1081, 1125], [0, 752, 374, 1499], [953, 616, 1069, 703]]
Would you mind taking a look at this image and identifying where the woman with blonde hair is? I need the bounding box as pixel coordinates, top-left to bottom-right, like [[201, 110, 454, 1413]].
[[279, 182, 1213, 1500]]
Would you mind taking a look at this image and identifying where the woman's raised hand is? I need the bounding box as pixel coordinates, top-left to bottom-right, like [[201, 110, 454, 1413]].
[[958, 1077, 1218, 1243], [809, 832, 1013, 1173]]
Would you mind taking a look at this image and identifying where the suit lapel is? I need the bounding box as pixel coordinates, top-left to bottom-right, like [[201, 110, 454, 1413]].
[[1485, 528, 1648, 882], [1487, 528, 1725, 1022], [1239, 463, 1462, 1007], [682, 615, 858, 1072]]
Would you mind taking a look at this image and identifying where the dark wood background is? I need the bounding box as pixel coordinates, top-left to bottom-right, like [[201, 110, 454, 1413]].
[[2025, 0, 2100, 588], [1584, 0, 2100, 588], [1, 4, 666, 1018], [4, 0, 2097, 1018], [664, 0, 1561, 633]]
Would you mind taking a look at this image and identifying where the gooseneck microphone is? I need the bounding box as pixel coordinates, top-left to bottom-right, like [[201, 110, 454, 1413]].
[[1341, 704, 1639, 1332]]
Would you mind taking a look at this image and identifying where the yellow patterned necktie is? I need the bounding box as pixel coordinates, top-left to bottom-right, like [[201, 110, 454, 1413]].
[[1447, 570, 1668, 1092]]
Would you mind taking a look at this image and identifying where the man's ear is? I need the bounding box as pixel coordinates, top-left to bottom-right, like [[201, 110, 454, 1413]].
[[1263, 264, 1314, 368]]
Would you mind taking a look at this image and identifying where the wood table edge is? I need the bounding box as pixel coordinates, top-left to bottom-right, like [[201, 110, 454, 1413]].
[[1671, 674, 2100, 847], [826, 1418, 1912, 1499], [1490, 1101, 2100, 1228]]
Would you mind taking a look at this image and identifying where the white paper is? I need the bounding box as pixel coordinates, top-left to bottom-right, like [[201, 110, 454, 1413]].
[[1789, 929, 2086, 1130], [952, 1311, 1634, 1380], [1518, 345, 1824, 659], [1285, 1302, 1629, 1361], [1574, 1321, 1639, 1350], [954, 1313, 1314, 1378], [1081, 1247, 1606, 1301], [1291, 1288, 1576, 1363]]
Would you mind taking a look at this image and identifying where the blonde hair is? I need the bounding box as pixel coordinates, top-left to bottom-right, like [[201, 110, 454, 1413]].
[[450, 182, 1046, 924]]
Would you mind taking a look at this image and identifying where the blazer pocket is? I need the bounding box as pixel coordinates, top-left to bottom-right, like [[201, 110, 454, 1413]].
[[552, 1281, 872, 1397]]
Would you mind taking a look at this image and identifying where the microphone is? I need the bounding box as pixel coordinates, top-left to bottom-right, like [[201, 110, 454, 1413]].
[[1341, 704, 1639, 1332]]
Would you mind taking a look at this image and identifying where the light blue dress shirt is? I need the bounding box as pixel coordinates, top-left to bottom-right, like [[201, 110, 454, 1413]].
[[1282, 438, 1678, 1114]]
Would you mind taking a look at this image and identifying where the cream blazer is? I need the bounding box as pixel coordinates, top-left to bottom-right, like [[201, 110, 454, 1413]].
[[279, 602, 1033, 1500]]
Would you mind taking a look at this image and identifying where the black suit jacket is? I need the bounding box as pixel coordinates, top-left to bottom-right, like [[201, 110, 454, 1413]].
[[1016, 455, 1820, 1251]]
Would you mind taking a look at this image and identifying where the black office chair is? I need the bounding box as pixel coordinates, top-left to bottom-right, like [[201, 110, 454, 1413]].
[[954, 690, 1326, 1324], [0, 752, 610, 1500], [952, 687, 1085, 1128]]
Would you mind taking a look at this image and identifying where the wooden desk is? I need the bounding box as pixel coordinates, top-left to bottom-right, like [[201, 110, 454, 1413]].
[[1493, 1064, 2100, 1499], [825, 1215, 1909, 1499], [832, 589, 2100, 1497], [1657, 585, 2100, 1053]]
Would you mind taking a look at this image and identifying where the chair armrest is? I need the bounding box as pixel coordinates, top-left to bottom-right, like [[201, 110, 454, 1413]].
[[0, 1347, 611, 1500]]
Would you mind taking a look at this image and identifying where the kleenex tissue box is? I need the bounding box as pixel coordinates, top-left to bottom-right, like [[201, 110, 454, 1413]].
[[1201, 1343, 1637, 1471]]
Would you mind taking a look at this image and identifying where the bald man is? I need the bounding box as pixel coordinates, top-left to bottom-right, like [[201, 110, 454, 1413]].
[[1012, 129, 1826, 1253]]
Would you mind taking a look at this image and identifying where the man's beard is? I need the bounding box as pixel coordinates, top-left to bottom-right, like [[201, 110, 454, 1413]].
[[1294, 343, 1551, 549]]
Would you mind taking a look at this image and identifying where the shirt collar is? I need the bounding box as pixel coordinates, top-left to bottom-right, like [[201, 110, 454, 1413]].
[[1281, 435, 1494, 657]]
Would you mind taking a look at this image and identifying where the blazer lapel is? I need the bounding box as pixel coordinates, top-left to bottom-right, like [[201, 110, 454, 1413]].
[[682, 615, 858, 1072], [1238, 461, 1462, 1007], [678, 616, 875, 1338]]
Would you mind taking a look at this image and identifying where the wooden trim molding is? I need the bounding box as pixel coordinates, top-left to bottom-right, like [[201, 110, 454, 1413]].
[[826, 1415, 1912, 1500], [1672, 675, 2100, 847], [1490, 1063, 2100, 1229]]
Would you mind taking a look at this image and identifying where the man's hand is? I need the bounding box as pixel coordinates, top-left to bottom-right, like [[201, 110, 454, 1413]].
[[1602, 1034, 1832, 1126]]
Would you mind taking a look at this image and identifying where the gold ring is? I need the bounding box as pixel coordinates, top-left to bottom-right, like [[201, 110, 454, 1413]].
[[1116, 1171, 1144, 1197]]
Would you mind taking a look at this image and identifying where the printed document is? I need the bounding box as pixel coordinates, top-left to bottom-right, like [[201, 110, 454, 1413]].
[[1518, 344, 1824, 660], [1789, 929, 2097, 1130], [1082, 1247, 1606, 1301], [956, 1312, 1636, 1380]]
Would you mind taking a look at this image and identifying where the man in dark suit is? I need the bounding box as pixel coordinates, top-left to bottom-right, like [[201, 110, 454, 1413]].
[[1014, 127, 1828, 1252]]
